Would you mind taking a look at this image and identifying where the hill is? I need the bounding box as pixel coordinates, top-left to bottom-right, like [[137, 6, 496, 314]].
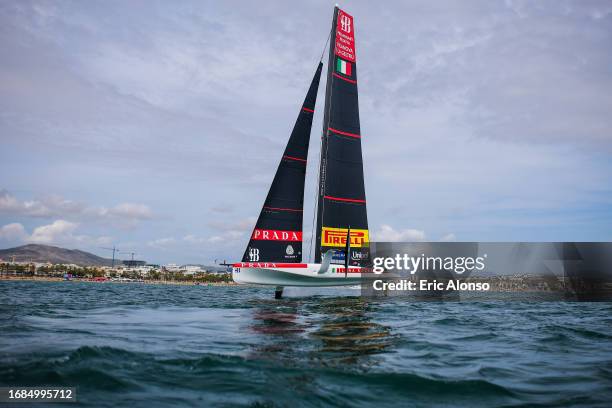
[[0, 244, 114, 266]]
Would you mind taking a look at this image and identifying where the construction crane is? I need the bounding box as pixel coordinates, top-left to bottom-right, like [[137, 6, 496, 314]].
[[100, 246, 119, 268], [119, 251, 139, 268]]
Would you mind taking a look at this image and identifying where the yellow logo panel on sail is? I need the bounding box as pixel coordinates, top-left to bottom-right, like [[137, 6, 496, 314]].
[[321, 227, 369, 247]]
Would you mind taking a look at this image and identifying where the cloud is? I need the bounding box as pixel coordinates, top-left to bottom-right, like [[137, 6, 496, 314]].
[[207, 217, 256, 232], [91, 203, 153, 221], [439, 233, 457, 242], [373, 225, 427, 242], [206, 217, 255, 244], [29, 220, 78, 243], [0, 223, 27, 241], [0, 190, 83, 218], [147, 237, 176, 249], [207, 230, 245, 244], [207, 236, 224, 244], [183, 234, 206, 244], [0, 220, 112, 247], [372, 225, 458, 242], [0, 190, 153, 224]]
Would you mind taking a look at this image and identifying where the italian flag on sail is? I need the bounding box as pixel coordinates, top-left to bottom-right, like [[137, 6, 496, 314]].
[[336, 58, 352, 76]]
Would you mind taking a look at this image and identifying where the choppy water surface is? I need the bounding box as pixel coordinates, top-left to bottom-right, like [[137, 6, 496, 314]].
[[1, 281, 611, 407]]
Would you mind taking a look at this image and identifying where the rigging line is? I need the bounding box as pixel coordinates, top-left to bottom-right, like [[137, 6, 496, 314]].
[[308, 129, 322, 262], [320, 26, 332, 63]]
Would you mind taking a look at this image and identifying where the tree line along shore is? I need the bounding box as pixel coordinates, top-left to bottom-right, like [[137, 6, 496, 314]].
[[0, 275, 237, 286], [1, 262, 235, 285]]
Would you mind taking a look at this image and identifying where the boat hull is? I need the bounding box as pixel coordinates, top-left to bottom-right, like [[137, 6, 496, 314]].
[[232, 263, 364, 287]]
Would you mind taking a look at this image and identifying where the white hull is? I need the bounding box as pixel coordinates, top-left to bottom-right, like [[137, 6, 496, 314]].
[[232, 262, 365, 287]]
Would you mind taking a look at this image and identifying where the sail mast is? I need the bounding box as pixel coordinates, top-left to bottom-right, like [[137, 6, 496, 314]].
[[315, 7, 369, 266]]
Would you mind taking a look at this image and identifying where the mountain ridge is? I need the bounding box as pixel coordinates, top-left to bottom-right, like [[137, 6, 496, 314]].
[[0, 244, 114, 266]]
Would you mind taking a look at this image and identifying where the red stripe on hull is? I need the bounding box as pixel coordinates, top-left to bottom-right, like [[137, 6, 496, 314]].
[[232, 262, 367, 273], [332, 72, 357, 84], [302, 107, 315, 113], [327, 127, 361, 139], [324, 195, 366, 204], [233, 262, 308, 268]]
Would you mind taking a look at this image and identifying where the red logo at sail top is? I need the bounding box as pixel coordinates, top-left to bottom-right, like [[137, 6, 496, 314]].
[[335, 9, 355, 62], [251, 229, 302, 242]]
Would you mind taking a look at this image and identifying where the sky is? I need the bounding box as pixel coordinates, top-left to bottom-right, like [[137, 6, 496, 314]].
[[1, 0, 611, 265]]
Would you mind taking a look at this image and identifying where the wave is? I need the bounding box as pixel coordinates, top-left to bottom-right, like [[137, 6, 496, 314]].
[[0, 345, 521, 407], [2, 283, 611, 407]]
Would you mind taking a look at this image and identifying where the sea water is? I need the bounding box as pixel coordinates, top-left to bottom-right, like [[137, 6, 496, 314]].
[[1, 281, 611, 407]]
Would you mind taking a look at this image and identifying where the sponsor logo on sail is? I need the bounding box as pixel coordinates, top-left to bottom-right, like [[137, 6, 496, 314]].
[[251, 229, 302, 242], [351, 250, 368, 261], [335, 9, 355, 62], [321, 227, 369, 247], [340, 14, 351, 33], [248, 247, 260, 261], [284, 244, 298, 260], [330, 250, 345, 264]]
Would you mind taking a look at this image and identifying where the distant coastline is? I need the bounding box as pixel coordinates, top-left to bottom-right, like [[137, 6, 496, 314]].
[[0, 275, 238, 286]]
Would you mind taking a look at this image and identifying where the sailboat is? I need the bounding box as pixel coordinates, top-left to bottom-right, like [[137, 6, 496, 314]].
[[232, 7, 371, 295]]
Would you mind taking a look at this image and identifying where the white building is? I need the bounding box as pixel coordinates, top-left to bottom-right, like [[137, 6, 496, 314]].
[[164, 263, 181, 272], [182, 265, 205, 275]]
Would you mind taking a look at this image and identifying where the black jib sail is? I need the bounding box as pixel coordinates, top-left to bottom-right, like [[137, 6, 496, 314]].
[[315, 7, 370, 266], [242, 63, 323, 263]]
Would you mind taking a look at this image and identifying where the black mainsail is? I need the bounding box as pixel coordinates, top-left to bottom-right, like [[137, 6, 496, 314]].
[[242, 63, 323, 263], [315, 7, 370, 266]]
